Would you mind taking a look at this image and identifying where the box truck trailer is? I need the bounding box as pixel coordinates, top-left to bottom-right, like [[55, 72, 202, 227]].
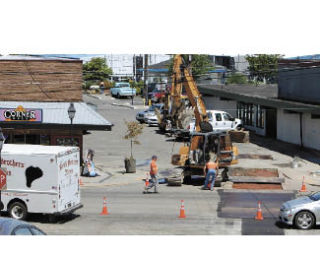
[[0, 144, 83, 220]]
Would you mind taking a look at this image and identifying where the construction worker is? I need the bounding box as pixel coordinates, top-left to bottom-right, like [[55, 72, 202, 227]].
[[146, 155, 159, 193], [202, 153, 218, 191]]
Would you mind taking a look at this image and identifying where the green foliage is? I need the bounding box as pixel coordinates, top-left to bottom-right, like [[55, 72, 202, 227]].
[[83, 57, 113, 82], [130, 81, 144, 95], [103, 80, 115, 89], [124, 121, 144, 157], [168, 55, 214, 80], [226, 72, 248, 85], [245, 54, 283, 84]]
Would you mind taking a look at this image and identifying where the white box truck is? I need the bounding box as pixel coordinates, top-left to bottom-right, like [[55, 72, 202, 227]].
[[0, 144, 83, 220]]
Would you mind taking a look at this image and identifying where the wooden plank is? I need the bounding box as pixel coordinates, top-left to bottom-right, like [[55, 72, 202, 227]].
[[229, 176, 284, 183]]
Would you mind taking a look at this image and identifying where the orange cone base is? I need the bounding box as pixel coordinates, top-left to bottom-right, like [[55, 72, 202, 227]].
[[100, 206, 109, 215], [179, 210, 186, 219], [255, 212, 263, 220], [299, 185, 307, 192]]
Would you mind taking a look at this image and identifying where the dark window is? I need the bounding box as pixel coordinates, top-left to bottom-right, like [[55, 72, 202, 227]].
[[215, 113, 222, 121], [26, 134, 40, 144], [237, 102, 254, 126], [40, 135, 50, 145], [56, 137, 79, 147], [256, 105, 265, 129], [311, 114, 320, 119], [13, 134, 25, 144]]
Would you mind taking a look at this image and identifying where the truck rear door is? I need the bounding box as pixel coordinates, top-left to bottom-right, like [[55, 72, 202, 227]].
[[57, 149, 81, 213]]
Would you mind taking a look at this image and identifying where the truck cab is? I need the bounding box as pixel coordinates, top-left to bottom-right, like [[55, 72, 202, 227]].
[[188, 110, 242, 133], [110, 82, 136, 98]]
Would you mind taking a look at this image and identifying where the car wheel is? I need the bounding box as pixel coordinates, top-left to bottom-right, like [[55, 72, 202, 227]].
[[294, 211, 315, 230], [9, 202, 28, 220], [236, 125, 243, 131]]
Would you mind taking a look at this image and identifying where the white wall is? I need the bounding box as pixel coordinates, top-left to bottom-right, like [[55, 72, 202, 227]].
[[203, 96, 237, 117], [302, 113, 320, 150], [277, 109, 301, 145]]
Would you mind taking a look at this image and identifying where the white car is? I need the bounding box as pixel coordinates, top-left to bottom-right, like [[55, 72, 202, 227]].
[[188, 110, 242, 133], [136, 104, 164, 125]]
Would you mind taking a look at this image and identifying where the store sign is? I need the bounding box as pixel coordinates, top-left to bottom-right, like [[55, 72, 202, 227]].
[[0, 105, 42, 122]]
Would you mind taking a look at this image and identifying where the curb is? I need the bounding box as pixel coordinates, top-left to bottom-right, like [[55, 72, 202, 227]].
[[111, 103, 148, 110]]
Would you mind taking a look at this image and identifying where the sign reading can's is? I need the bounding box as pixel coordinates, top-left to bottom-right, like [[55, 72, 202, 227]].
[[0, 105, 42, 122]]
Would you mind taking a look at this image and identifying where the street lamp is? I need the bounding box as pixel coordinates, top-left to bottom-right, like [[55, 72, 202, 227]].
[[0, 127, 5, 215], [68, 103, 76, 125], [68, 103, 76, 146]]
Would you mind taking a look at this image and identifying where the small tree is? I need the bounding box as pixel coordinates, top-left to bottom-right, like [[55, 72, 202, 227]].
[[83, 57, 113, 84], [123, 121, 144, 158]]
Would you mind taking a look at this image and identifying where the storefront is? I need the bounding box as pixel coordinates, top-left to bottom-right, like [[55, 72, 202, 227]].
[[0, 101, 112, 161]]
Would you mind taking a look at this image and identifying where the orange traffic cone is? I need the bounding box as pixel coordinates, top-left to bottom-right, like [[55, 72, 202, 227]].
[[145, 173, 149, 187], [255, 201, 264, 220], [100, 197, 109, 215], [179, 200, 186, 219], [299, 176, 307, 192], [79, 178, 84, 186]]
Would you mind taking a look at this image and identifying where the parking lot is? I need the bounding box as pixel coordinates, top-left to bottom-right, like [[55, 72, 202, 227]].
[[23, 93, 320, 235]]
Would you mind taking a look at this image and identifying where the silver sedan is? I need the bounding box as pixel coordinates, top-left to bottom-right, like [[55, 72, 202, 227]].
[[279, 191, 320, 229]]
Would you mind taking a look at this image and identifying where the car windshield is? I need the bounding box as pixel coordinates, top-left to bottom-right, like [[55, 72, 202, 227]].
[[148, 105, 162, 111], [118, 83, 130, 88], [308, 192, 320, 201]]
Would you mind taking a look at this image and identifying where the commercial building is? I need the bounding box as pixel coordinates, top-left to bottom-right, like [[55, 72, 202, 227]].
[[198, 78, 320, 151], [0, 55, 112, 159]]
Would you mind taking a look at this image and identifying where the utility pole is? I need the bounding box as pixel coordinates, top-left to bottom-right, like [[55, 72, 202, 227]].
[[144, 54, 148, 105]]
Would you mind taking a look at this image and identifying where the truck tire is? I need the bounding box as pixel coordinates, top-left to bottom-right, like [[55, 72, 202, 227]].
[[183, 175, 192, 185], [8, 202, 28, 220], [200, 121, 213, 132]]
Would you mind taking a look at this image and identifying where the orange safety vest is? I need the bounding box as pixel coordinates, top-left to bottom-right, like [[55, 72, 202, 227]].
[[206, 161, 217, 170], [150, 160, 158, 175]]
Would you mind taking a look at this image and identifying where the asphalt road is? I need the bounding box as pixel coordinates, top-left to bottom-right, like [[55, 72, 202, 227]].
[[21, 94, 320, 235]]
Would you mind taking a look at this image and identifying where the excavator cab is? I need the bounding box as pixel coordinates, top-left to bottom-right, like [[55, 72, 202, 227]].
[[170, 130, 238, 185]]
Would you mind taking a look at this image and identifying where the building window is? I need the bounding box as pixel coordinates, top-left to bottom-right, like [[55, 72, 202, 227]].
[[40, 135, 50, 145], [237, 102, 254, 126], [12, 134, 41, 144], [311, 114, 320, 119], [256, 105, 265, 129], [55, 136, 80, 147]]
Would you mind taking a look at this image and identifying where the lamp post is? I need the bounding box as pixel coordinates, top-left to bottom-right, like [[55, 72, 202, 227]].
[[0, 128, 5, 215], [68, 103, 76, 146]]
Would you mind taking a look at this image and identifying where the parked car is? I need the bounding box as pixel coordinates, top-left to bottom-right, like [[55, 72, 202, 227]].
[[279, 191, 320, 229], [0, 217, 46, 235], [110, 82, 136, 98], [148, 88, 166, 103], [188, 110, 242, 133], [136, 104, 164, 125]]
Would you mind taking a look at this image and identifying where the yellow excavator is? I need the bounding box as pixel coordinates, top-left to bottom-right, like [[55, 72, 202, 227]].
[[166, 54, 239, 186]]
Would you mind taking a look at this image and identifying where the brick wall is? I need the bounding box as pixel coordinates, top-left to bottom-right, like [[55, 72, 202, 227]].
[[0, 59, 83, 102]]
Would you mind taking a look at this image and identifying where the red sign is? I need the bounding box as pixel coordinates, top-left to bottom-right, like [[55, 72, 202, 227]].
[[0, 168, 6, 190]]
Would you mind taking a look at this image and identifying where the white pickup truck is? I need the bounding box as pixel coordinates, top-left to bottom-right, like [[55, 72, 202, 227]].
[[0, 144, 82, 220], [188, 110, 242, 133]]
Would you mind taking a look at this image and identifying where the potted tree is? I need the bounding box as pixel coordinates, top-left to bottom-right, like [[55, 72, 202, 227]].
[[123, 120, 144, 173]]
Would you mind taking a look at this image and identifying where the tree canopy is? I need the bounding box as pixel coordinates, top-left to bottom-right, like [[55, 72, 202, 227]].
[[83, 57, 113, 82], [168, 54, 214, 80], [245, 54, 283, 84]]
